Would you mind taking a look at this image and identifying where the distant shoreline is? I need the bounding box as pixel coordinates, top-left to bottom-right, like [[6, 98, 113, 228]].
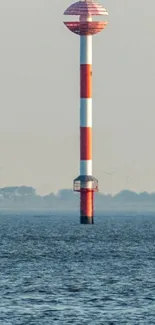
[[0, 186, 155, 212]]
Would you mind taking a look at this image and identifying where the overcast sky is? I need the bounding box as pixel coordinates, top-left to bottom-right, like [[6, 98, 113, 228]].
[[0, 0, 155, 195]]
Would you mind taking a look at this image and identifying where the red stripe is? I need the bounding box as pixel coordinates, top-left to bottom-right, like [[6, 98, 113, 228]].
[[80, 127, 92, 160], [80, 191, 94, 217], [80, 64, 92, 98]]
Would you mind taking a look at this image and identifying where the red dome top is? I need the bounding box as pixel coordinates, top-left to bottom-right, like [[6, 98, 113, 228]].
[[64, 0, 108, 16]]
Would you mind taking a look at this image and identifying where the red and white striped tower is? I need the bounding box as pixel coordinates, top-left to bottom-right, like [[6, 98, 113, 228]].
[[64, 0, 108, 224]]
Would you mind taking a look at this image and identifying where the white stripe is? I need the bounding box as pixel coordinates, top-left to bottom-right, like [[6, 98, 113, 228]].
[[80, 35, 92, 65], [80, 181, 95, 190], [80, 98, 92, 127], [80, 160, 92, 175]]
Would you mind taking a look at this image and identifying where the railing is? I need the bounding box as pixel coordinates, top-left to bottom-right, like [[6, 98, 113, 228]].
[[73, 180, 98, 192]]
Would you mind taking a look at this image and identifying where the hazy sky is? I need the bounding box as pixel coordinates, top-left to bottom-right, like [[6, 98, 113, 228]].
[[0, 0, 155, 195]]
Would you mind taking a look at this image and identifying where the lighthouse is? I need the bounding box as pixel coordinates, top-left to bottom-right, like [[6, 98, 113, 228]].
[[63, 0, 108, 224]]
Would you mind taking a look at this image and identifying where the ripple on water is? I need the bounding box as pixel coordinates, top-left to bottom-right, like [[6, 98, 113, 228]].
[[0, 213, 155, 324]]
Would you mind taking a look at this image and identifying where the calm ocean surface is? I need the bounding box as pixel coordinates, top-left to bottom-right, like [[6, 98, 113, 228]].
[[0, 212, 155, 324]]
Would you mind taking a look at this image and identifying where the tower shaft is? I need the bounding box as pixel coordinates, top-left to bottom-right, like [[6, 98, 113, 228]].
[[80, 34, 94, 224]]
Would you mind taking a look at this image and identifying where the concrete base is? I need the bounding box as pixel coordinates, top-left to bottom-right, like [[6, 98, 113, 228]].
[[80, 216, 94, 224]]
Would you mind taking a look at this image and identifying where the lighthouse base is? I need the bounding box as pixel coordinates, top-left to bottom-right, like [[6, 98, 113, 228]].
[[80, 216, 94, 224], [73, 175, 98, 224]]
